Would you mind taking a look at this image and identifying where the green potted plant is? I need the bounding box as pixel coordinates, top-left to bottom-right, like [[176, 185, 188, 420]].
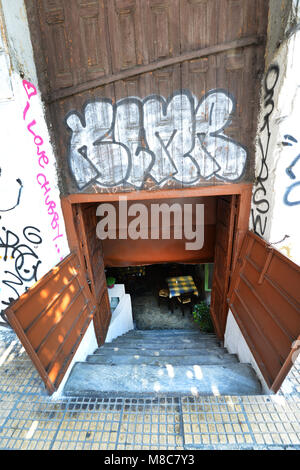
[[192, 301, 214, 332], [106, 276, 116, 289]]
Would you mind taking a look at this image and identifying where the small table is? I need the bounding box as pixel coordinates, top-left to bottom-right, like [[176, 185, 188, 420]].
[[166, 276, 198, 312]]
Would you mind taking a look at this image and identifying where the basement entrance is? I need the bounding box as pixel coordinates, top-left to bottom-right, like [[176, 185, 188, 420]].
[[69, 191, 239, 338], [62, 191, 265, 397], [60, 191, 265, 397], [63, 188, 250, 342], [4, 184, 299, 395], [105, 263, 213, 330]]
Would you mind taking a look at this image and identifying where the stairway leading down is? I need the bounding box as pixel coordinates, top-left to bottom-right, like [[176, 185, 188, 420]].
[[63, 329, 262, 397]]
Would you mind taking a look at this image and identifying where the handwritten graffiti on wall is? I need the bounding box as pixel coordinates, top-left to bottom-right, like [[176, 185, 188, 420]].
[[0, 124, 23, 213], [0, 174, 23, 213], [22, 80, 64, 258], [65, 89, 248, 190], [282, 135, 300, 206], [0, 79, 66, 326], [251, 64, 280, 236], [0, 224, 42, 324]]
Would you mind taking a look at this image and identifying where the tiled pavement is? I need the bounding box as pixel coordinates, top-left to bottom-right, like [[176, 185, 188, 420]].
[[0, 327, 299, 450]]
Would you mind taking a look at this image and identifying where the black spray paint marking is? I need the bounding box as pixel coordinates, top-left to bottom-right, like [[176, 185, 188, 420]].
[[251, 64, 280, 236], [65, 89, 248, 190], [0, 225, 42, 322], [0, 167, 23, 212]]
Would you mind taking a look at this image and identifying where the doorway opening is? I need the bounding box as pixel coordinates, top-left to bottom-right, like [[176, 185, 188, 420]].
[[6, 184, 297, 396], [61, 184, 252, 342], [105, 262, 214, 330]]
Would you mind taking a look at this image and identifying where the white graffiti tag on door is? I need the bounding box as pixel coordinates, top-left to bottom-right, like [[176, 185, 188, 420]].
[[65, 89, 248, 190]]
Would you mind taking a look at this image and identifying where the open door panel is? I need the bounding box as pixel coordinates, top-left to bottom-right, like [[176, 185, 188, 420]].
[[73, 204, 111, 345], [210, 195, 237, 339], [228, 230, 300, 392], [4, 252, 97, 394]]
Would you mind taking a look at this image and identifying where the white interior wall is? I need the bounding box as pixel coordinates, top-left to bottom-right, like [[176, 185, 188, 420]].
[[51, 320, 98, 400], [106, 285, 134, 343], [224, 311, 271, 394]]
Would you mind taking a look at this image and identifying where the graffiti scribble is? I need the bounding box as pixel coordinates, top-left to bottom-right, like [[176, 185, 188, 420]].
[[251, 64, 280, 236], [0, 167, 23, 213], [282, 135, 300, 206], [282, 136, 300, 206], [282, 134, 298, 146], [0, 225, 42, 324], [22, 79, 64, 258]]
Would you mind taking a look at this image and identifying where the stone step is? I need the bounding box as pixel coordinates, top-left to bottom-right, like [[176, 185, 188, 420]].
[[92, 346, 229, 357], [113, 334, 217, 343], [105, 338, 220, 349], [63, 362, 262, 397], [125, 329, 214, 337], [86, 352, 239, 366]]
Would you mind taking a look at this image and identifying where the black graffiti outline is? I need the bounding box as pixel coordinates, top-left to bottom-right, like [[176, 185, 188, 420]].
[[0, 225, 43, 317], [0, 169, 23, 212], [65, 88, 248, 190], [251, 64, 280, 236]]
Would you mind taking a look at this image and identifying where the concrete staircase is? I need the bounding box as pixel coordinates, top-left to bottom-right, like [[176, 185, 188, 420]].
[[63, 329, 262, 397]]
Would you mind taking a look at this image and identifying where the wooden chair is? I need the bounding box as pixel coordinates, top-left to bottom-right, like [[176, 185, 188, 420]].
[[177, 292, 194, 316], [158, 288, 169, 303], [158, 287, 174, 313]]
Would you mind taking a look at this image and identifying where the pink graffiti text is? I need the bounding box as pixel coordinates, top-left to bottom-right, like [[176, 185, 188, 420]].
[[22, 79, 64, 259]]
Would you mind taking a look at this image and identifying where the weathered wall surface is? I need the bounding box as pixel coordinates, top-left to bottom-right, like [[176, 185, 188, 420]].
[[25, 0, 269, 196], [0, 0, 69, 324], [250, 0, 300, 266], [66, 89, 248, 190]]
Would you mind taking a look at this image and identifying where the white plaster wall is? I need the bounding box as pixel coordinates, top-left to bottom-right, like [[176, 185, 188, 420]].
[[267, 31, 300, 265], [250, 2, 300, 266], [0, 0, 69, 317], [224, 311, 271, 395], [51, 320, 98, 400], [105, 293, 134, 343], [107, 284, 126, 301], [106, 284, 134, 343]]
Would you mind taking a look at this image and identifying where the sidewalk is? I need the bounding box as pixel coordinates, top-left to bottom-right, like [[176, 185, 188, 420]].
[[0, 327, 299, 450]]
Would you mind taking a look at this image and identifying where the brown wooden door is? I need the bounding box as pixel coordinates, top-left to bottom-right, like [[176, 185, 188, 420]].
[[73, 203, 111, 345], [4, 252, 98, 394], [228, 230, 300, 392], [210, 195, 237, 338], [25, 0, 269, 195]]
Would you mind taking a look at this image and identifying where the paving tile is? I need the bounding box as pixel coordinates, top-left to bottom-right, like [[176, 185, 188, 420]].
[[0, 328, 300, 450]]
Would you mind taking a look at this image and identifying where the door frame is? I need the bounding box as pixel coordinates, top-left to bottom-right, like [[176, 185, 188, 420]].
[[61, 183, 253, 338]]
